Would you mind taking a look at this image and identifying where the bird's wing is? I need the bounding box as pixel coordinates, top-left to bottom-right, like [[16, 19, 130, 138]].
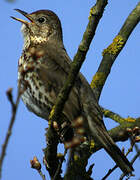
[[36, 43, 103, 125], [36, 47, 81, 121]]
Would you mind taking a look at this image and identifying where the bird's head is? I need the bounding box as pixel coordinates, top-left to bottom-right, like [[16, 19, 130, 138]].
[[11, 9, 63, 47]]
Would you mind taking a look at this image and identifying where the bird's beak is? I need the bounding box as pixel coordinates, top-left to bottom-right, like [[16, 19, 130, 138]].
[[11, 9, 33, 25]]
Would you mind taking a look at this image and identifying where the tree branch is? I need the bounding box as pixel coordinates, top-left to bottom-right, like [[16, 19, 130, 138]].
[[91, 2, 140, 100], [53, 149, 67, 180], [43, 127, 62, 179], [119, 146, 140, 180], [101, 137, 136, 180], [0, 88, 21, 179], [102, 107, 136, 124]]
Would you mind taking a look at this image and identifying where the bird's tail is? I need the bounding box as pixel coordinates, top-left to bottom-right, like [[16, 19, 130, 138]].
[[88, 121, 134, 175]]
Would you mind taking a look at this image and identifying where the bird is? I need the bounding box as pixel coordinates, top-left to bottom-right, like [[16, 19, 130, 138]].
[[11, 9, 133, 175]]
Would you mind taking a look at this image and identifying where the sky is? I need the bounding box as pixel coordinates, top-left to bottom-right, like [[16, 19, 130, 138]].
[[0, 0, 140, 179]]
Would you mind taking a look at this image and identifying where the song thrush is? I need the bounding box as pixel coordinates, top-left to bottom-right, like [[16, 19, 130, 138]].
[[12, 9, 133, 174]]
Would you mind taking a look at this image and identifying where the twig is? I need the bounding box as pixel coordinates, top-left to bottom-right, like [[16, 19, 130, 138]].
[[102, 139, 134, 180], [38, 170, 46, 180], [53, 149, 67, 180], [0, 87, 21, 179], [131, 148, 140, 164], [30, 156, 46, 180], [101, 165, 118, 180], [134, 144, 140, 160], [119, 146, 140, 180]]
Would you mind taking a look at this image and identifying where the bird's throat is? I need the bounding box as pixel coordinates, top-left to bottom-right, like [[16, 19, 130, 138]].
[[21, 24, 49, 50]]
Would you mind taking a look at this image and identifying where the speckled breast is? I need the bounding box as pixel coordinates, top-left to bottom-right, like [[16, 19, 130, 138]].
[[18, 49, 52, 121]]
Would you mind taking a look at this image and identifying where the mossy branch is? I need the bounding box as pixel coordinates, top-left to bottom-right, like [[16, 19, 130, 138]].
[[102, 107, 136, 124], [91, 2, 140, 100]]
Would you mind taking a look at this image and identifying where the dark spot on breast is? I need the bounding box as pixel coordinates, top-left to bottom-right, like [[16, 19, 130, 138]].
[[38, 92, 42, 99], [36, 75, 39, 81], [31, 94, 35, 100], [33, 97, 38, 104], [23, 53, 28, 61], [44, 96, 48, 102], [42, 102, 47, 108], [38, 100, 42, 105], [30, 88, 35, 96], [35, 85, 39, 90], [39, 82, 43, 87]]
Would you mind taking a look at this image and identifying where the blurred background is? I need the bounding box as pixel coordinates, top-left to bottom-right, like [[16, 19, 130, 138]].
[[0, 0, 140, 179]]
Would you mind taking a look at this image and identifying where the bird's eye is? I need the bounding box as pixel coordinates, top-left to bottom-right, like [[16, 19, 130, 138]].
[[37, 17, 46, 23]]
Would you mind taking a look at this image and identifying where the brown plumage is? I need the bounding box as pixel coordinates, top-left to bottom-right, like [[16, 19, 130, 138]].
[[12, 9, 133, 174]]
